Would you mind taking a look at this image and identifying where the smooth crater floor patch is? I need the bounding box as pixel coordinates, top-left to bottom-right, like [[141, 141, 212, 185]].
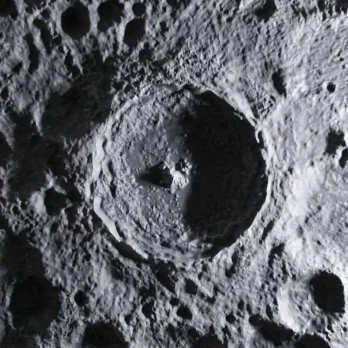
[[91, 85, 267, 259]]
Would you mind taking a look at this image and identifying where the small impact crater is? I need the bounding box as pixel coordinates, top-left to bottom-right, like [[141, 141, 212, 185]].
[[97, 0, 124, 32], [325, 129, 346, 156], [327, 82, 336, 93], [83, 322, 128, 348], [255, 0, 277, 22], [74, 290, 88, 307], [177, 304, 192, 320], [310, 271, 345, 314], [123, 18, 146, 48], [10, 275, 61, 334], [44, 188, 68, 216], [272, 69, 286, 97], [61, 2, 90, 40]]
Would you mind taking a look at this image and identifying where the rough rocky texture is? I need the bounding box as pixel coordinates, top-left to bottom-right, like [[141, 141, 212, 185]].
[[1, 0, 348, 347]]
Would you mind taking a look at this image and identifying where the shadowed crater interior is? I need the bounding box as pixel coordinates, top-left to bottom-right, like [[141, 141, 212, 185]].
[[83, 322, 128, 348], [295, 334, 331, 348], [61, 1, 90, 40], [309, 271, 345, 314], [97, 0, 124, 32], [9, 275, 61, 334], [178, 90, 267, 254]]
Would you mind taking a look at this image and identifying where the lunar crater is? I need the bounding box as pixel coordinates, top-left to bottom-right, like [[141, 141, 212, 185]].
[[91, 86, 267, 259]]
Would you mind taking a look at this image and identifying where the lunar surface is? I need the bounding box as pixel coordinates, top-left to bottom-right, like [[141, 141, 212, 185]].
[[1, 0, 348, 347]]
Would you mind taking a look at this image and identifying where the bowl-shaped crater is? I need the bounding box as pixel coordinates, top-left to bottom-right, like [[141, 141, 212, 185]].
[[91, 85, 267, 260]]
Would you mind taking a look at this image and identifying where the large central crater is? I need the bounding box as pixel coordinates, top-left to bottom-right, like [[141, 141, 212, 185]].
[[91, 86, 267, 260]]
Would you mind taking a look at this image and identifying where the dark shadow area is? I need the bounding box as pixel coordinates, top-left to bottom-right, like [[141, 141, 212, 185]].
[[142, 298, 156, 319], [192, 334, 226, 348], [325, 128, 346, 155], [82, 322, 128, 348], [7, 110, 47, 200], [272, 69, 286, 97], [123, 18, 146, 48], [151, 260, 177, 294], [138, 162, 173, 189], [23, 0, 45, 8], [166, 0, 191, 9], [0, 327, 38, 348], [291, 3, 308, 19], [44, 187, 68, 215], [132, 2, 146, 16], [0, 0, 17, 18], [327, 82, 336, 93], [295, 334, 331, 348], [97, 0, 124, 32], [268, 243, 284, 268], [2, 231, 45, 282], [339, 147, 348, 168], [260, 220, 274, 242], [249, 315, 295, 347], [317, 0, 325, 12], [10, 275, 61, 334], [255, 0, 277, 22], [185, 279, 198, 295], [74, 290, 88, 307], [0, 131, 11, 168], [336, 0, 348, 13], [24, 33, 40, 74], [61, 1, 90, 40], [7, 51, 116, 200], [33, 18, 53, 55], [166, 0, 179, 8], [63, 47, 81, 78], [139, 283, 156, 321], [310, 271, 345, 314], [179, 90, 267, 255], [177, 304, 192, 320]]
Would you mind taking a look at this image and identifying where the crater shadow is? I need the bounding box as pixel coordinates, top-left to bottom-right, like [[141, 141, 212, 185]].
[[10, 275, 61, 334], [2, 230, 45, 282], [82, 322, 128, 348], [178, 90, 267, 256], [310, 271, 345, 315]]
